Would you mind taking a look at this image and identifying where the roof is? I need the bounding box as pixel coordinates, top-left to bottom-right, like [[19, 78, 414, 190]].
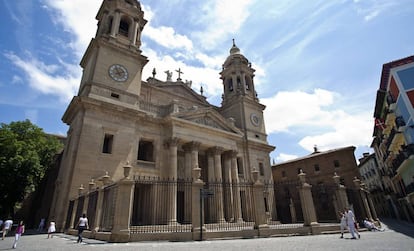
[[272, 146, 356, 167]]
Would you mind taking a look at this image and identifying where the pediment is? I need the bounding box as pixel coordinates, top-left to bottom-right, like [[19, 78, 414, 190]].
[[154, 82, 208, 104], [175, 108, 242, 134]]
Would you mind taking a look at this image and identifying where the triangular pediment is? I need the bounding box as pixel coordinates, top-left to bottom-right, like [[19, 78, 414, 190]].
[[152, 81, 208, 104], [175, 108, 242, 134]]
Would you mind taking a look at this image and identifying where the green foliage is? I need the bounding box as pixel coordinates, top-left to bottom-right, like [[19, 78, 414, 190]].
[[0, 120, 63, 217]]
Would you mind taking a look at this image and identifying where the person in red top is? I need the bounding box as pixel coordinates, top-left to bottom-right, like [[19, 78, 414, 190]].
[[12, 221, 24, 249]]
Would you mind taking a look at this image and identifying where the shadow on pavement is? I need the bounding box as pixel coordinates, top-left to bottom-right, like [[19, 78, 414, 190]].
[[379, 218, 414, 238]]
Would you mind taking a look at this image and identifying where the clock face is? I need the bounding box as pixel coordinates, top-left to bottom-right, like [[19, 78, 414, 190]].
[[250, 113, 260, 126], [109, 64, 128, 82]]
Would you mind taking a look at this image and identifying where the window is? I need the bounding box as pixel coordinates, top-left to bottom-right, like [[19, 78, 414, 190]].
[[137, 140, 154, 161], [119, 19, 129, 37], [237, 157, 244, 175], [334, 160, 340, 167], [111, 93, 119, 99], [228, 79, 233, 91], [102, 134, 114, 154], [259, 162, 264, 176], [314, 164, 320, 172]]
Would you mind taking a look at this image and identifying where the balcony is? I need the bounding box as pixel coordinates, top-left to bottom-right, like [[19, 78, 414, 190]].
[[395, 116, 406, 129], [392, 144, 414, 173]]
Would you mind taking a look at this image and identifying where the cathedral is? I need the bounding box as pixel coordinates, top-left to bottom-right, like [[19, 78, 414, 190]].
[[49, 0, 276, 241]]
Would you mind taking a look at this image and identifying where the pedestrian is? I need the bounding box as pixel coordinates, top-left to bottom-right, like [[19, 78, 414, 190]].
[[12, 221, 24, 249], [47, 221, 56, 238], [344, 207, 360, 239], [2, 218, 13, 240], [37, 218, 45, 232], [339, 211, 347, 238], [76, 213, 88, 243]]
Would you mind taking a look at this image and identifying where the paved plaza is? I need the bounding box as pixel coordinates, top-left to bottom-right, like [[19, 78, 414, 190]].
[[0, 219, 413, 251]]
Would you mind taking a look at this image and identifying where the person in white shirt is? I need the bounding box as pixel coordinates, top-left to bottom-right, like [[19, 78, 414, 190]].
[[339, 211, 347, 238], [2, 218, 13, 240], [76, 214, 89, 243], [345, 207, 360, 239]]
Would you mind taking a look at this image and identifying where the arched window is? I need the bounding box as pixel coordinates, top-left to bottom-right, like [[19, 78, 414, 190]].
[[119, 18, 130, 37], [106, 17, 113, 34], [245, 76, 250, 90], [228, 79, 233, 92]]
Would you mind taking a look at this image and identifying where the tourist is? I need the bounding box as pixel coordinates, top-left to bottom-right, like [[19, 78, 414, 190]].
[[2, 218, 13, 240], [47, 221, 56, 238], [37, 218, 45, 232], [76, 213, 89, 243], [12, 221, 24, 249], [363, 218, 383, 231], [339, 211, 347, 238], [344, 207, 360, 239]]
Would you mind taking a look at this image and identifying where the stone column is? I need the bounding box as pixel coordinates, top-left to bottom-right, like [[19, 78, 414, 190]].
[[297, 170, 319, 227], [223, 151, 233, 221], [166, 137, 179, 225], [230, 151, 243, 222], [70, 199, 79, 229], [333, 173, 349, 215], [110, 11, 120, 37], [360, 182, 373, 220], [354, 178, 371, 220], [131, 19, 139, 45], [92, 186, 105, 234], [366, 192, 378, 220], [252, 169, 269, 230], [191, 166, 205, 240], [110, 164, 135, 242], [212, 147, 225, 223], [289, 198, 297, 223]]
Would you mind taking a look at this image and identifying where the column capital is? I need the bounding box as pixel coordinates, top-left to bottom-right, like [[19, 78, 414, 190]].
[[183, 141, 201, 151], [164, 137, 180, 148], [208, 146, 224, 155]]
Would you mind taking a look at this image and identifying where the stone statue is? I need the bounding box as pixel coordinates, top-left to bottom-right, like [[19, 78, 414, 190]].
[[164, 70, 172, 81]]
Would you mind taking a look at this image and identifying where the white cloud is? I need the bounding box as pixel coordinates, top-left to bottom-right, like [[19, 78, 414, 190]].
[[194, 0, 254, 48], [45, 0, 101, 58], [262, 89, 373, 153], [276, 153, 299, 163], [144, 26, 193, 51], [5, 52, 80, 102]]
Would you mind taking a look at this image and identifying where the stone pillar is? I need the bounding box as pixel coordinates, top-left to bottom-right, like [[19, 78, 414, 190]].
[[297, 170, 319, 227], [354, 178, 371, 220], [223, 152, 233, 221], [212, 147, 225, 223], [92, 187, 105, 234], [131, 19, 139, 45], [252, 169, 269, 230], [110, 11, 120, 37], [366, 191, 378, 221], [166, 137, 179, 225], [230, 151, 243, 222], [110, 164, 135, 242], [191, 166, 205, 240], [70, 199, 79, 229], [360, 183, 373, 220], [333, 173, 349, 215]]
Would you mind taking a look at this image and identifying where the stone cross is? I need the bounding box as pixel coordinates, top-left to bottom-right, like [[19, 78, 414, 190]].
[[176, 68, 183, 81]]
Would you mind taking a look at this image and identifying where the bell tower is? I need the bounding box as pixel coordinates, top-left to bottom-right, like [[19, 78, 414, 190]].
[[78, 0, 148, 98], [220, 40, 267, 141]]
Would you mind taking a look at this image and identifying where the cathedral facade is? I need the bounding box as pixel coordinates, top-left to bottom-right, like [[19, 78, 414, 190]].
[[49, 0, 276, 237]]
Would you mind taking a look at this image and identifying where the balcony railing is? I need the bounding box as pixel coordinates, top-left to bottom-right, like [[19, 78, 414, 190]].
[[391, 143, 414, 171]]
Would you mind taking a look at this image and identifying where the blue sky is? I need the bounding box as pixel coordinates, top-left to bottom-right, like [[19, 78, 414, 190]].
[[1, 0, 413, 164]]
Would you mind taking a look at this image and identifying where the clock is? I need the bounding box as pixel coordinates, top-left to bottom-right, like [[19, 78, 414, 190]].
[[109, 64, 128, 82], [250, 113, 260, 126]]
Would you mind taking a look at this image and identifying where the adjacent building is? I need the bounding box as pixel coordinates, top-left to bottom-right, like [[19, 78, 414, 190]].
[[372, 56, 414, 222]]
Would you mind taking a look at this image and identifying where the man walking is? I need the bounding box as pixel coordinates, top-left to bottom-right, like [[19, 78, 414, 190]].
[[344, 207, 360, 239]]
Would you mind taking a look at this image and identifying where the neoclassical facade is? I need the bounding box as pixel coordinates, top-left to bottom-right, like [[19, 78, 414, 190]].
[[49, 0, 276, 232]]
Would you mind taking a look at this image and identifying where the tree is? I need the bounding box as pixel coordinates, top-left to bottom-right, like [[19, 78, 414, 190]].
[[0, 120, 63, 217]]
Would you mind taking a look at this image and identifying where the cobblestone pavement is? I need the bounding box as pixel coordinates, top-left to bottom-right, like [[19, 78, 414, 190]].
[[0, 219, 413, 251]]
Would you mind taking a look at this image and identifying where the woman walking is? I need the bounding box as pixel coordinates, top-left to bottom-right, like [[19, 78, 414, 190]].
[[76, 213, 88, 243], [12, 221, 25, 249]]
